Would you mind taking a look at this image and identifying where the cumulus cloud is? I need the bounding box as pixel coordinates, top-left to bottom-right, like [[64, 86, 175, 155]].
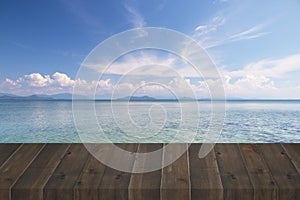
[[23, 72, 76, 88], [5, 78, 20, 87], [190, 54, 300, 98], [25, 73, 53, 87], [1, 53, 300, 98], [110, 77, 195, 99], [53, 72, 75, 87], [0, 72, 75, 95]]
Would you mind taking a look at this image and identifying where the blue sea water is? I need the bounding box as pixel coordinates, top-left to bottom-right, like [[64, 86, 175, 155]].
[[0, 100, 299, 142]]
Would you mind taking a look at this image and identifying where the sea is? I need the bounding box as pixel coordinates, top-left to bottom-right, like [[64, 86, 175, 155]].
[[0, 100, 299, 143]]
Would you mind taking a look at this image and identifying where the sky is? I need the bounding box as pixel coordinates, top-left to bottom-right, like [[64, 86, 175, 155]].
[[1, 0, 300, 98]]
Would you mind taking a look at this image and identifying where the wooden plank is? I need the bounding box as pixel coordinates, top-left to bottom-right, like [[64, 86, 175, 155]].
[[73, 144, 109, 200], [161, 143, 190, 200], [128, 144, 163, 200], [0, 144, 21, 167], [11, 144, 71, 200], [259, 144, 300, 200], [0, 143, 297, 200], [0, 144, 45, 199], [282, 144, 300, 173], [215, 144, 253, 200], [44, 144, 90, 200], [98, 144, 137, 200], [239, 144, 278, 200], [189, 144, 223, 200]]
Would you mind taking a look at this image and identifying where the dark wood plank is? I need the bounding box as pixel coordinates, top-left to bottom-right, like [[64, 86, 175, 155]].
[[259, 144, 300, 200], [11, 144, 71, 200], [239, 144, 278, 200], [44, 144, 90, 200], [0, 144, 45, 199], [215, 144, 253, 200], [189, 144, 223, 200], [73, 144, 109, 200], [98, 144, 137, 200], [128, 144, 163, 200], [282, 144, 300, 173], [0, 143, 298, 200], [161, 143, 190, 200], [0, 144, 21, 167]]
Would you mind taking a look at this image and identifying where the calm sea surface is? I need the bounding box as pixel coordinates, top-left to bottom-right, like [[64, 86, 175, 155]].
[[0, 100, 299, 142]]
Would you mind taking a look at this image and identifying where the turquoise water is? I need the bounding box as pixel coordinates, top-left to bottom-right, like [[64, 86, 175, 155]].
[[0, 100, 299, 142]]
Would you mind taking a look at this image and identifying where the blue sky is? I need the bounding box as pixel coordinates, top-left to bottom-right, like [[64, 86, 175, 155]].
[[1, 0, 300, 98]]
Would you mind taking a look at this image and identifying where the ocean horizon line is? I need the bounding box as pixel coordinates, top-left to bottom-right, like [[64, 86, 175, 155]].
[[1, 98, 300, 102]]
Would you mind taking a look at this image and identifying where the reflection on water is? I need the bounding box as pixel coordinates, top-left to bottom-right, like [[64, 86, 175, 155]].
[[0, 100, 299, 142]]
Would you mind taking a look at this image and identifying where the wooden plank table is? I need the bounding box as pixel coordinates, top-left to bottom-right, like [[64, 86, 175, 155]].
[[0, 144, 299, 200]]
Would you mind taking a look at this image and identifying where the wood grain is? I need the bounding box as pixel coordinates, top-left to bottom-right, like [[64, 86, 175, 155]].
[[215, 144, 253, 200], [161, 143, 190, 200], [11, 144, 70, 200], [0, 144, 298, 199], [259, 144, 300, 200], [128, 144, 163, 200], [189, 143, 223, 200], [239, 144, 278, 200], [98, 144, 137, 200], [74, 144, 110, 200], [0, 144, 45, 199], [282, 144, 300, 173], [0, 144, 20, 167], [44, 144, 90, 200]]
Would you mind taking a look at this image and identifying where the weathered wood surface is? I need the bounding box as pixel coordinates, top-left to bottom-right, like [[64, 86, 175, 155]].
[[215, 144, 253, 200], [258, 144, 300, 199], [189, 143, 223, 200], [0, 144, 298, 200], [129, 144, 163, 200]]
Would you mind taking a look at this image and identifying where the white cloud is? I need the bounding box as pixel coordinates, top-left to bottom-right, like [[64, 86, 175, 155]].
[[85, 50, 223, 79], [229, 54, 300, 78], [124, 3, 146, 28], [108, 54, 176, 76], [25, 73, 53, 87], [53, 72, 75, 87], [186, 74, 299, 99], [1, 53, 300, 98], [194, 15, 269, 48], [1, 72, 75, 95], [195, 16, 226, 36], [218, 54, 300, 98], [5, 78, 19, 86], [110, 77, 195, 99], [193, 16, 226, 48], [84, 52, 178, 77], [228, 24, 270, 42]]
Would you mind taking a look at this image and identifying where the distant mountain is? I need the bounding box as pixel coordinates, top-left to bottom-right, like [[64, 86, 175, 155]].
[[116, 96, 199, 101], [52, 93, 73, 99], [179, 97, 195, 101], [0, 94, 52, 100], [0, 93, 88, 100], [26, 95, 53, 100], [0, 93, 18, 97], [37, 93, 73, 100], [117, 96, 157, 101]]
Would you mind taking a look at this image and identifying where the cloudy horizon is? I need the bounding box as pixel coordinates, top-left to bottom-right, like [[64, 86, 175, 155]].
[[1, 0, 300, 99]]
